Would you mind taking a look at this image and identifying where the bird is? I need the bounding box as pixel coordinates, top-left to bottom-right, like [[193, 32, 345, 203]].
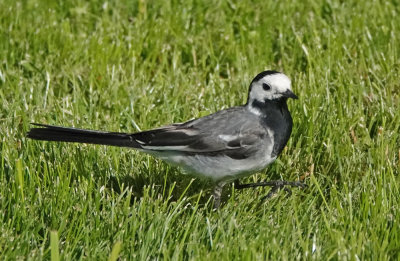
[[27, 70, 306, 208]]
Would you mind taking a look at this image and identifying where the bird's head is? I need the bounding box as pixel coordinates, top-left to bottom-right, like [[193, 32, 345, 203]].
[[247, 71, 298, 106]]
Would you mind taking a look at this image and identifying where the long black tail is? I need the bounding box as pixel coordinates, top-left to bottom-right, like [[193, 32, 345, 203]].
[[27, 123, 141, 148]]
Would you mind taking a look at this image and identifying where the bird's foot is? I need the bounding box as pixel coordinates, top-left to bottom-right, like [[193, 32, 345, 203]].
[[234, 180, 307, 200]]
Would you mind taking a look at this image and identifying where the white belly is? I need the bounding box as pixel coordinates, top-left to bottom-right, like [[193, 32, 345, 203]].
[[156, 152, 277, 182]]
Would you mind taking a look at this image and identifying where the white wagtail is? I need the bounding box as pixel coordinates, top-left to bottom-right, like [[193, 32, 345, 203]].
[[28, 70, 305, 208]]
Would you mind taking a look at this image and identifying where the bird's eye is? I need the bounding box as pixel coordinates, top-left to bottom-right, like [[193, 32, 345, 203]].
[[262, 83, 271, 91]]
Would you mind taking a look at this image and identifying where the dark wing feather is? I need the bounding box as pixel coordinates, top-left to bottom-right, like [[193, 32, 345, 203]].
[[132, 127, 199, 147]]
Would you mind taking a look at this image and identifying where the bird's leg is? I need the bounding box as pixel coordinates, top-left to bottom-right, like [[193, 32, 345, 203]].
[[212, 181, 225, 209], [234, 180, 306, 199]]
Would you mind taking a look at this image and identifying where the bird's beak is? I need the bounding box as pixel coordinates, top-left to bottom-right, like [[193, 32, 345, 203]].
[[283, 89, 298, 99]]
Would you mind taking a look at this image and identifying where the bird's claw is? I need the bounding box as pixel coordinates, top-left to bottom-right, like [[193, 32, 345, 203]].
[[260, 180, 307, 201]]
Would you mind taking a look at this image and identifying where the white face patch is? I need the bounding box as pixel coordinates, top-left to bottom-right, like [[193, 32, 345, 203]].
[[247, 73, 292, 105]]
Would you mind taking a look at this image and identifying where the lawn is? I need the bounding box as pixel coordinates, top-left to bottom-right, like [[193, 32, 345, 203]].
[[1, 0, 399, 259]]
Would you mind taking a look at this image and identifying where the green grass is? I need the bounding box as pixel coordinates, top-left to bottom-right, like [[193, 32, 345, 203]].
[[1, 0, 399, 259]]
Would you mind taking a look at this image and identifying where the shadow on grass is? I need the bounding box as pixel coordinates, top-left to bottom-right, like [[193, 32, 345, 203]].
[[103, 165, 310, 210], [104, 167, 215, 207]]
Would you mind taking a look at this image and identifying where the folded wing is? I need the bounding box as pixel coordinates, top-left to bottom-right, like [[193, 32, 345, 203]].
[[133, 107, 268, 159]]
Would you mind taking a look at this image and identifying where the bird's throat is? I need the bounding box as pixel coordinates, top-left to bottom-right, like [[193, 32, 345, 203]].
[[248, 98, 288, 117]]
